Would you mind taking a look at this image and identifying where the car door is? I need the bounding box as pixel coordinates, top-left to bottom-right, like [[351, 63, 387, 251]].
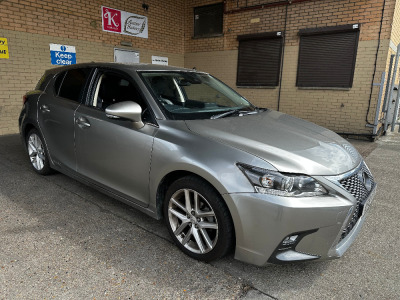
[[38, 68, 91, 171], [74, 70, 157, 206]]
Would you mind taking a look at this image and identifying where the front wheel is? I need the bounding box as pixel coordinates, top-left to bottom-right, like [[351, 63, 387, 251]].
[[26, 129, 52, 175], [163, 176, 234, 262]]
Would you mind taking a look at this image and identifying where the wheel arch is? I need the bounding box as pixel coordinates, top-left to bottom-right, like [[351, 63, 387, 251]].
[[21, 122, 38, 152], [155, 170, 231, 221], [156, 170, 237, 258]]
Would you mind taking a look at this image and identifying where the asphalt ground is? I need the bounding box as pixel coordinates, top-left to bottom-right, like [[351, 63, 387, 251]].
[[0, 132, 399, 299]]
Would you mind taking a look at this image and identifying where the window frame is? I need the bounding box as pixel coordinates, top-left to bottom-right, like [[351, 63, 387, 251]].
[[54, 68, 93, 103], [236, 31, 283, 88], [86, 68, 157, 125], [53, 71, 67, 96], [193, 2, 224, 39], [296, 24, 360, 89], [35, 73, 53, 91]]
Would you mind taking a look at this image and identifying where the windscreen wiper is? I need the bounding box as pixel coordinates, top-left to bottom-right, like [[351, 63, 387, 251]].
[[211, 108, 262, 119], [210, 109, 241, 119]]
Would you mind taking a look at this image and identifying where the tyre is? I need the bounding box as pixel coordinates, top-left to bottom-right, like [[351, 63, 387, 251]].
[[26, 129, 52, 175], [163, 176, 234, 262]]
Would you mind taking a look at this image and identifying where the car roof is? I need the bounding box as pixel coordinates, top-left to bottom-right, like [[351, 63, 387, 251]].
[[45, 62, 203, 74]]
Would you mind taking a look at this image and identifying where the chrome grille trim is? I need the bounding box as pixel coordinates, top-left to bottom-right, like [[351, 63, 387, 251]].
[[335, 162, 375, 242]]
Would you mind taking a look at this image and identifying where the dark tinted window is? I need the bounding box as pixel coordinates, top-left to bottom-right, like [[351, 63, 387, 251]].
[[194, 3, 223, 38], [95, 73, 144, 110], [296, 24, 360, 88], [54, 71, 66, 95], [58, 68, 91, 102], [93, 72, 153, 123], [237, 32, 283, 87], [35, 73, 53, 91]]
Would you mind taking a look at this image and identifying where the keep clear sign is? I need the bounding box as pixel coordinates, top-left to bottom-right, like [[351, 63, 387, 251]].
[[49, 44, 76, 65]]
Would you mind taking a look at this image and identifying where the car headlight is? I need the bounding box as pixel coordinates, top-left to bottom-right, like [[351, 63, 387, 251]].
[[237, 163, 328, 197]]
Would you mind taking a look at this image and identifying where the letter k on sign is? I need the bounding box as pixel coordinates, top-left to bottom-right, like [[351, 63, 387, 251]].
[[102, 7, 121, 33]]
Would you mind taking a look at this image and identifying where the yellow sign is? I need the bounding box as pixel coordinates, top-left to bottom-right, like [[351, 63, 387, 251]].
[[0, 38, 10, 59]]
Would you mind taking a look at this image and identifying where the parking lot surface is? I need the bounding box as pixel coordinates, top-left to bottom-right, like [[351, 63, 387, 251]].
[[0, 133, 399, 299]]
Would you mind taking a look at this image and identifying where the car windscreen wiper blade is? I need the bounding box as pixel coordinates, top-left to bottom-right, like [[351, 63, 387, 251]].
[[211, 108, 261, 120], [210, 109, 240, 119]]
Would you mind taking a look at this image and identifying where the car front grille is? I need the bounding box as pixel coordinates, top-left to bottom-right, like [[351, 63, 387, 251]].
[[338, 163, 375, 242]]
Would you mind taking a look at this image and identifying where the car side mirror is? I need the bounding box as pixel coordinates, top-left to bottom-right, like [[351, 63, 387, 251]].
[[105, 101, 144, 128]]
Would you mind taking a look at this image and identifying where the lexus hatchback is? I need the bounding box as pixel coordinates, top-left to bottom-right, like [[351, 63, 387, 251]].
[[19, 63, 376, 266]]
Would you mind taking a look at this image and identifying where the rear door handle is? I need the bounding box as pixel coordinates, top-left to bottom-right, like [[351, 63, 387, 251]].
[[75, 116, 91, 128], [40, 104, 50, 113]]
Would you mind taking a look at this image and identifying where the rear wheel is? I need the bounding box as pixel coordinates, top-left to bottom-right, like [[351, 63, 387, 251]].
[[26, 129, 52, 175], [164, 176, 234, 262]]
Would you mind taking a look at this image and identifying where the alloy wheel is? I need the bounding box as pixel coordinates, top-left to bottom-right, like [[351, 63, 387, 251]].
[[168, 188, 219, 254], [27, 133, 46, 171]]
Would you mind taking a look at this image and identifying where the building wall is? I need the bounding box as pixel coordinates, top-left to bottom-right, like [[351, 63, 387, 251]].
[[390, 0, 400, 45], [1, 0, 398, 136], [0, 0, 185, 135], [184, 0, 396, 135]]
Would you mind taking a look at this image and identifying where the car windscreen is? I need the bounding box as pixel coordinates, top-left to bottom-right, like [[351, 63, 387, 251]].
[[139, 71, 256, 120]]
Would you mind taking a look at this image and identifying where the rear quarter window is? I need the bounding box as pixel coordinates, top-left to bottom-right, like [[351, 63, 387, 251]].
[[35, 73, 53, 91], [57, 68, 91, 102]]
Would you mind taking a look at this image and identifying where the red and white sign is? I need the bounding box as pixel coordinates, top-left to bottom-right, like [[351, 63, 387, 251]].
[[101, 6, 148, 39], [102, 7, 121, 33]]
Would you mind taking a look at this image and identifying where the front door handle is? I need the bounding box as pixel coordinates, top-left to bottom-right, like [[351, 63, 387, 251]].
[[75, 116, 91, 128], [40, 104, 50, 113]]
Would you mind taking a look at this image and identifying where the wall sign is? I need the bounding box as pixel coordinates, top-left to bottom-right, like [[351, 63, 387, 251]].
[[152, 56, 168, 66], [115, 48, 140, 63], [49, 44, 76, 65], [102, 6, 148, 39], [0, 38, 10, 59]]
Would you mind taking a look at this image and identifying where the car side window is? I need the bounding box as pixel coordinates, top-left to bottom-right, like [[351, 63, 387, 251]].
[[92, 72, 152, 123], [93, 73, 144, 109], [54, 71, 66, 95], [58, 68, 91, 102]]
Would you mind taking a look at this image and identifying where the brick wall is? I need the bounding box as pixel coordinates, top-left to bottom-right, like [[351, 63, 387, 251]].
[[1, 0, 399, 135], [0, 0, 184, 135], [184, 0, 397, 135], [389, 0, 400, 45], [0, 0, 184, 53]]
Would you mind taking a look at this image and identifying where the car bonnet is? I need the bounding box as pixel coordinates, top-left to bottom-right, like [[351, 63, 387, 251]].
[[184, 110, 361, 176]]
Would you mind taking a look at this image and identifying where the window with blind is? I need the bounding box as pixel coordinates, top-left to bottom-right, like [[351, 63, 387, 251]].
[[236, 32, 283, 87], [194, 3, 223, 38], [296, 24, 360, 88]]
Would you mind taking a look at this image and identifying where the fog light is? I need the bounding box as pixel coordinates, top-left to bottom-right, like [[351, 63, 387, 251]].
[[268, 229, 320, 264]]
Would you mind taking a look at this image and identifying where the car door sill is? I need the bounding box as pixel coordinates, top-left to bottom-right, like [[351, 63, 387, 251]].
[[52, 165, 157, 219]]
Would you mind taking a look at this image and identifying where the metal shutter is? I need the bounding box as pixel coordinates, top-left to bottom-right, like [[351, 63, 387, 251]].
[[237, 35, 282, 87], [297, 27, 360, 88]]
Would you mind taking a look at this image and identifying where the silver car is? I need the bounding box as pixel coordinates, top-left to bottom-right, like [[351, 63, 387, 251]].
[[19, 63, 376, 266]]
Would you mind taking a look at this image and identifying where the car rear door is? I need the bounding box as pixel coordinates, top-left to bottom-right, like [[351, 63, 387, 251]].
[[74, 69, 156, 206], [38, 68, 92, 171]]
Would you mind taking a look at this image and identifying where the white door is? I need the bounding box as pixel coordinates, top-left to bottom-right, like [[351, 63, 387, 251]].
[[114, 49, 140, 63]]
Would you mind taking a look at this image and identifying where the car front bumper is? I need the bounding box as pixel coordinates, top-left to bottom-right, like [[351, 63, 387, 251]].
[[223, 162, 376, 266]]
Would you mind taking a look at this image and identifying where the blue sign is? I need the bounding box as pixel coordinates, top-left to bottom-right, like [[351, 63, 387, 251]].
[[49, 43, 76, 65]]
